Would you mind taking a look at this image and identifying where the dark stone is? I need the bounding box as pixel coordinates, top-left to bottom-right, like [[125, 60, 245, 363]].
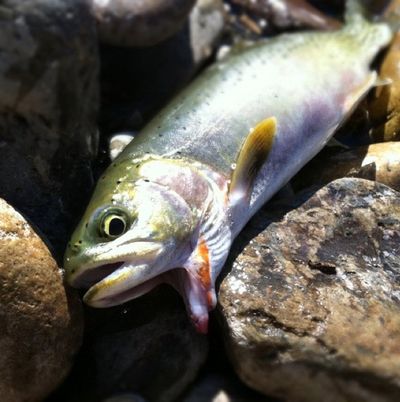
[[48, 286, 208, 402], [0, 0, 99, 257]]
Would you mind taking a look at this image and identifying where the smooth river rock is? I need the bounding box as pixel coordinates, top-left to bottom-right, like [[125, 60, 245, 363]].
[[0, 0, 99, 256], [219, 178, 400, 402], [0, 198, 83, 402]]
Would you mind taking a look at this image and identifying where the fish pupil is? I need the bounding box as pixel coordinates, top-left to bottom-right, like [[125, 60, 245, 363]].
[[108, 217, 126, 236]]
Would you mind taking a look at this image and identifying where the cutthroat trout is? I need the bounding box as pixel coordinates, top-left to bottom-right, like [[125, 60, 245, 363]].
[[64, 1, 391, 333]]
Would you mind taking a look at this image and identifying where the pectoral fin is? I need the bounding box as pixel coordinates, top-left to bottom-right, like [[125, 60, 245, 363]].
[[229, 116, 277, 204]]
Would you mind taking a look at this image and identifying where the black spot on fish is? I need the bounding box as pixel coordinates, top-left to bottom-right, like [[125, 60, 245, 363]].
[[159, 134, 163, 137], [117, 180, 121, 184], [78, 240, 82, 244], [136, 164, 140, 168], [144, 179, 149, 182]]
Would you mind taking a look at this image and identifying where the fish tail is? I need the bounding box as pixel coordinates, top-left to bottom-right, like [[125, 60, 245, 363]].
[[343, 0, 392, 61]]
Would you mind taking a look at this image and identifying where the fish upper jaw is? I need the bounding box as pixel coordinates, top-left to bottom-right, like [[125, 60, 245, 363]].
[[64, 240, 165, 289]]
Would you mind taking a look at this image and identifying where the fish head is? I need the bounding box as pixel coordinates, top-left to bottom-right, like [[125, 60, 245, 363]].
[[64, 158, 197, 309]]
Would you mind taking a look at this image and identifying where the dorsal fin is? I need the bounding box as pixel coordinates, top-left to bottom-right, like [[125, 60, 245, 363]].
[[229, 116, 277, 205]]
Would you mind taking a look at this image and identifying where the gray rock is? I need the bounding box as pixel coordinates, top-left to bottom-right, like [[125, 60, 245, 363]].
[[99, 0, 225, 134], [50, 287, 208, 402], [0, 0, 99, 255], [219, 178, 400, 402], [0, 198, 83, 402], [93, 0, 197, 47], [181, 371, 271, 402]]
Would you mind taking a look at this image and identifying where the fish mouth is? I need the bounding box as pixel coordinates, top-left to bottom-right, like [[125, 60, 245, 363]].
[[82, 262, 212, 334], [69, 262, 124, 288]]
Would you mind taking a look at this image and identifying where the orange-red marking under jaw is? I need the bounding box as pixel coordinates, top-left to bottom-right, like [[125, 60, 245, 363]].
[[184, 238, 217, 334]]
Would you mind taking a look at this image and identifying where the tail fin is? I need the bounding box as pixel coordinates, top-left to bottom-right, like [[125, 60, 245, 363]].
[[343, 0, 392, 58], [345, 0, 369, 26]]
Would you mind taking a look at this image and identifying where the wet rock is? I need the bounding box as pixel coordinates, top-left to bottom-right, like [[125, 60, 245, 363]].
[[103, 393, 147, 402], [293, 142, 400, 192], [0, 198, 83, 402], [50, 287, 208, 402], [100, 0, 225, 134], [219, 178, 400, 402], [109, 132, 135, 161], [369, 0, 400, 141], [230, 0, 341, 31], [181, 371, 271, 402], [0, 0, 99, 256], [93, 0, 196, 47]]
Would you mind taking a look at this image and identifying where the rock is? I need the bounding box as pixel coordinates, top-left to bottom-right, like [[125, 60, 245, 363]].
[[109, 132, 135, 161], [293, 142, 400, 192], [49, 287, 208, 402], [181, 371, 271, 402], [0, 198, 83, 402], [219, 178, 400, 402], [93, 0, 196, 47], [99, 0, 225, 134], [369, 0, 400, 141], [0, 0, 99, 256], [189, 0, 226, 64], [230, 0, 341, 31], [103, 393, 147, 402]]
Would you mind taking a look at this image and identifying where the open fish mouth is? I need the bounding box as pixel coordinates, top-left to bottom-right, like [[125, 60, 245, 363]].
[[69, 262, 124, 288], [81, 262, 211, 333], [82, 265, 184, 307]]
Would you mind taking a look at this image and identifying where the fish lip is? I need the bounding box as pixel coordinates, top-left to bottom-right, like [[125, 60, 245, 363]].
[[68, 261, 126, 288], [82, 262, 174, 307], [66, 241, 164, 288]]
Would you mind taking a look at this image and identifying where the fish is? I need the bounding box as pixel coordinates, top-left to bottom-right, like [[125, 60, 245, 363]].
[[64, 1, 392, 333]]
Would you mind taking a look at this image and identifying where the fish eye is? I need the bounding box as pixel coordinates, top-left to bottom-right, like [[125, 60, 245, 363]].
[[99, 211, 129, 238]]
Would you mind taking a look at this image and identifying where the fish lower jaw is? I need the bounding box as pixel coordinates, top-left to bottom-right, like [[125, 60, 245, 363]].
[[83, 266, 213, 334]]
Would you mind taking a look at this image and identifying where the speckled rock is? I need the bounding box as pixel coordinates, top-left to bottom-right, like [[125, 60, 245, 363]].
[[0, 0, 99, 256], [293, 142, 400, 192], [0, 198, 83, 402], [49, 287, 208, 402], [219, 178, 400, 402], [100, 0, 225, 134], [93, 0, 196, 47]]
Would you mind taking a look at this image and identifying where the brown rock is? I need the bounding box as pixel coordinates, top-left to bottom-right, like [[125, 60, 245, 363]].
[[293, 142, 400, 192], [0, 0, 99, 255], [219, 178, 400, 402], [0, 198, 83, 402], [369, 0, 400, 141], [231, 0, 341, 31]]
